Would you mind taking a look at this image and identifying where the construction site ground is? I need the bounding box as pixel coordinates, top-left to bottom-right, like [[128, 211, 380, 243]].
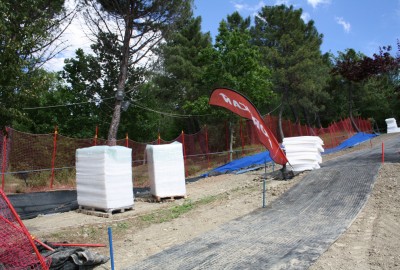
[[24, 133, 400, 269]]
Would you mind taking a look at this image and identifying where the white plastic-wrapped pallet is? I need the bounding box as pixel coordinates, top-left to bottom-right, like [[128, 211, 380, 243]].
[[146, 142, 186, 199], [76, 146, 134, 210], [385, 118, 400, 133], [283, 136, 324, 172]]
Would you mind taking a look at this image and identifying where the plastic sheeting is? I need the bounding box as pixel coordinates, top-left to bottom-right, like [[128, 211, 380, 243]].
[[385, 118, 400, 133], [203, 132, 378, 176], [43, 246, 109, 270], [146, 142, 186, 198], [324, 132, 377, 154], [283, 136, 324, 172], [201, 151, 272, 177], [9, 190, 78, 220], [76, 146, 134, 210]]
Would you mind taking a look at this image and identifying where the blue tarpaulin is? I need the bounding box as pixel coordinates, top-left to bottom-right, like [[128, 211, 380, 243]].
[[202, 151, 272, 177], [323, 132, 378, 154], [202, 132, 378, 177]]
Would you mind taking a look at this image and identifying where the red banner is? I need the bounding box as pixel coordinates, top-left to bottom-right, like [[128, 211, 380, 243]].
[[209, 88, 288, 165]]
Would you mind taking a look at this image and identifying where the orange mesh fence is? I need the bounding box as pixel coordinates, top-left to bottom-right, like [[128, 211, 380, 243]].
[[0, 188, 51, 269], [0, 117, 373, 193]]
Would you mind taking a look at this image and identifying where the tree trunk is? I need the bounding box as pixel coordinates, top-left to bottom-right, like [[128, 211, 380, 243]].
[[107, 101, 122, 146], [278, 105, 284, 142], [315, 113, 322, 129], [303, 107, 316, 135], [348, 82, 361, 133], [107, 11, 134, 145], [290, 105, 299, 124]]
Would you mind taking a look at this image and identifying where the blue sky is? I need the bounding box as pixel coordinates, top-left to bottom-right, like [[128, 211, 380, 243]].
[[46, 0, 399, 71], [193, 0, 400, 56]]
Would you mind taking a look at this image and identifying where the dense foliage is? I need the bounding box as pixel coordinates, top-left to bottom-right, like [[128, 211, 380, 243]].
[[0, 0, 69, 130], [251, 5, 330, 138], [1, 2, 399, 139]]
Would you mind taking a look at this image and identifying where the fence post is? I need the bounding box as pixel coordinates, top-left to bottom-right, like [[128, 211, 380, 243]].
[[328, 126, 335, 148], [181, 130, 188, 177], [2, 128, 8, 190], [50, 126, 58, 189], [240, 118, 245, 156], [205, 125, 210, 169], [93, 125, 98, 146]]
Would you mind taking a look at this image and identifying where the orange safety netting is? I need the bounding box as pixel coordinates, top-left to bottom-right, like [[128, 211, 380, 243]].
[[0, 188, 51, 269], [0, 116, 372, 193]]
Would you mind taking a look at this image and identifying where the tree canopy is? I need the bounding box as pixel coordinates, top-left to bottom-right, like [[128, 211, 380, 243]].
[[1, 1, 399, 140], [251, 5, 330, 138], [0, 0, 71, 129], [80, 0, 193, 144]]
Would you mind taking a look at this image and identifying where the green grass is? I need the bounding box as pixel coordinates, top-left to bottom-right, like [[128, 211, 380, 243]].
[[139, 195, 225, 225], [39, 182, 258, 244], [140, 200, 195, 224]]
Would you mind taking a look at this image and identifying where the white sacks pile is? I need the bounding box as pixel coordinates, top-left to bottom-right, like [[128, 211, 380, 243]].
[[385, 118, 400, 133], [146, 142, 186, 199], [76, 146, 134, 210], [282, 136, 324, 172]]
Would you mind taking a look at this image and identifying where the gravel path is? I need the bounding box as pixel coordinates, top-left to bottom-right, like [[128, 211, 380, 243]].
[[126, 136, 399, 270]]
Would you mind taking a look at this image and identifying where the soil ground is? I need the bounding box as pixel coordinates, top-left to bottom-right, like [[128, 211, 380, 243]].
[[24, 133, 400, 269]]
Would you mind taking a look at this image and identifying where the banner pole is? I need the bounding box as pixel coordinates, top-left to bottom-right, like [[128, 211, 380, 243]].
[[262, 178, 266, 208]]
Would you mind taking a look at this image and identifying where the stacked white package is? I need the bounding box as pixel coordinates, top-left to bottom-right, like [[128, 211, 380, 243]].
[[76, 146, 134, 210], [283, 136, 324, 172], [146, 142, 186, 198], [385, 118, 400, 133]]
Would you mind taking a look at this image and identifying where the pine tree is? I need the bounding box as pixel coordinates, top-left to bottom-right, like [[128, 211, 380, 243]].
[[251, 5, 329, 139]]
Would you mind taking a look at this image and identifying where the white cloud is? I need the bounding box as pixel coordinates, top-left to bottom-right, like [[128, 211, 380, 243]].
[[44, 0, 94, 71], [275, 0, 291, 5], [301, 12, 311, 22], [307, 0, 331, 8], [232, 1, 266, 12], [44, 57, 68, 72], [44, 18, 94, 71], [335, 17, 351, 33]]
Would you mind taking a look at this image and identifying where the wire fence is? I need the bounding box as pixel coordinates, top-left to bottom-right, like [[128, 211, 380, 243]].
[[0, 116, 372, 194]]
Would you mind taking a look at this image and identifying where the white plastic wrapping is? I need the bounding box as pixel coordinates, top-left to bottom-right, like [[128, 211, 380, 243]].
[[283, 136, 324, 172], [385, 118, 400, 133], [76, 146, 134, 210], [146, 142, 186, 198]]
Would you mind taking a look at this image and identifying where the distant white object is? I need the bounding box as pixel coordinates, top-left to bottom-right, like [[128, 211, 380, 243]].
[[385, 118, 400, 133], [76, 146, 134, 210], [283, 136, 324, 172], [146, 142, 186, 199]]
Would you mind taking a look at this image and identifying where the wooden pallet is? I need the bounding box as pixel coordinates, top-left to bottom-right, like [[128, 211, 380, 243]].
[[152, 195, 187, 203], [76, 205, 134, 218]]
